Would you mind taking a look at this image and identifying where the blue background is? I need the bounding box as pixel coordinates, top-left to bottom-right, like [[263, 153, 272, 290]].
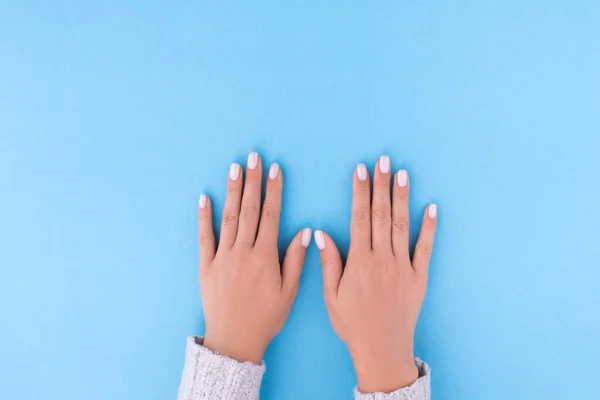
[[1, 1, 599, 399]]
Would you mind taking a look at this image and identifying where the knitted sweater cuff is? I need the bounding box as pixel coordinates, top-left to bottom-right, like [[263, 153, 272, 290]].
[[354, 359, 431, 400], [178, 336, 265, 400]]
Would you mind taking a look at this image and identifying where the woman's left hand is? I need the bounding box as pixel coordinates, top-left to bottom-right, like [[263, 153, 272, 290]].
[[197, 152, 311, 364]]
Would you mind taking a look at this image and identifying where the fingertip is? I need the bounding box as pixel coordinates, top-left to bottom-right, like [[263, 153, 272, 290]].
[[354, 163, 371, 187], [247, 151, 259, 170], [268, 162, 280, 180], [198, 193, 216, 264], [315, 230, 342, 298], [282, 228, 310, 296], [378, 155, 391, 174], [243, 152, 262, 182], [427, 203, 438, 220], [229, 163, 241, 181], [351, 163, 372, 247], [314, 230, 342, 260], [301, 227, 312, 248], [314, 230, 326, 250], [356, 163, 368, 181], [198, 194, 212, 220], [199, 193, 208, 209], [396, 169, 409, 188]]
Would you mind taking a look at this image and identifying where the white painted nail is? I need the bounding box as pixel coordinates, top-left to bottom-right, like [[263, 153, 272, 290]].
[[269, 163, 280, 180], [247, 152, 258, 170], [314, 230, 326, 250], [301, 228, 312, 248], [379, 156, 390, 174], [428, 203, 438, 219], [199, 194, 207, 209], [357, 163, 368, 181], [229, 163, 240, 181], [397, 170, 408, 187]]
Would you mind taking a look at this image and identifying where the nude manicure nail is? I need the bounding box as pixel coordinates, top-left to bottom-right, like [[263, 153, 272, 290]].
[[247, 152, 258, 170], [379, 156, 390, 174], [314, 230, 326, 250], [301, 228, 312, 248], [428, 203, 438, 219], [199, 194, 207, 209], [357, 163, 368, 181], [269, 163, 280, 180], [397, 170, 408, 187], [229, 163, 240, 181]]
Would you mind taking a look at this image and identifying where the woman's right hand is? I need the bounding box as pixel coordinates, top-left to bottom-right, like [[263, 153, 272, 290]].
[[315, 156, 438, 393]]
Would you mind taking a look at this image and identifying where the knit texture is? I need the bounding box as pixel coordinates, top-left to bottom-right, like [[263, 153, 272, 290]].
[[178, 336, 265, 400], [354, 359, 430, 400], [178, 336, 430, 400]]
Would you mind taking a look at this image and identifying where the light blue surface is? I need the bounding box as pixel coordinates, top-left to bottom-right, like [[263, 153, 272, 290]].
[[1, 1, 599, 399]]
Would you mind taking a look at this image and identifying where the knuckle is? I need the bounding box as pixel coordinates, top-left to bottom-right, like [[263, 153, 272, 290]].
[[293, 251, 306, 266], [322, 256, 336, 268], [323, 293, 337, 308], [199, 212, 210, 221], [285, 247, 305, 266], [356, 184, 370, 194], [286, 282, 300, 298], [221, 212, 239, 226], [227, 183, 241, 194], [417, 270, 429, 286], [241, 202, 259, 218], [266, 184, 280, 195], [261, 203, 280, 221], [199, 232, 213, 245], [352, 206, 371, 224], [392, 218, 410, 233], [395, 190, 409, 200], [350, 236, 370, 247], [245, 172, 260, 182], [416, 242, 433, 257], [424, 223, 437, 232], [372, 205, 391, 221], [374, 176, 390, 186]]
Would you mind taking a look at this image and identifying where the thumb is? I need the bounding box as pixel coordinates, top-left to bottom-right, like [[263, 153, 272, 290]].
[[314, 230, 343, 302], [281, 228, 312, 297]]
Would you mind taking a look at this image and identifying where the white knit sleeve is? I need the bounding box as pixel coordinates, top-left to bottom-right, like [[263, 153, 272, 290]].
[[178, 336, 265, 400], [354, 359, 431, 400]]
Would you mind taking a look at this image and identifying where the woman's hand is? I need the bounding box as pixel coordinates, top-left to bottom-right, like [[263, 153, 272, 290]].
[[197, 152, 311, 364], [315, 156, 437, 393]]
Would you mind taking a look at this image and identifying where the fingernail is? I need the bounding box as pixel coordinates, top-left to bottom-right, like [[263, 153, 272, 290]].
[[269, 163, 280, 179], [199, 194, 207, 209], [356, 163, 368, 181], [397, 170, 408, 187], [379, 156, 390, 174], [301, 228, 312, 248], [247, 152, 258, 170], [229, 163, 240, 181], [428, 203, 438, 219], [314, 230, 326, 250]]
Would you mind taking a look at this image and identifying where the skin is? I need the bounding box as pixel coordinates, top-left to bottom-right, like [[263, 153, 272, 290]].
[[197, 152, 437, 393], [197, 152, 310, 364], [316, 156, 437, 393]]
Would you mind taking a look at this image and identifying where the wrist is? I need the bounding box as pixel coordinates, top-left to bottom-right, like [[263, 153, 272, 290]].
[[350, 345, 419, 393], [203, 332, 266, 365]]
